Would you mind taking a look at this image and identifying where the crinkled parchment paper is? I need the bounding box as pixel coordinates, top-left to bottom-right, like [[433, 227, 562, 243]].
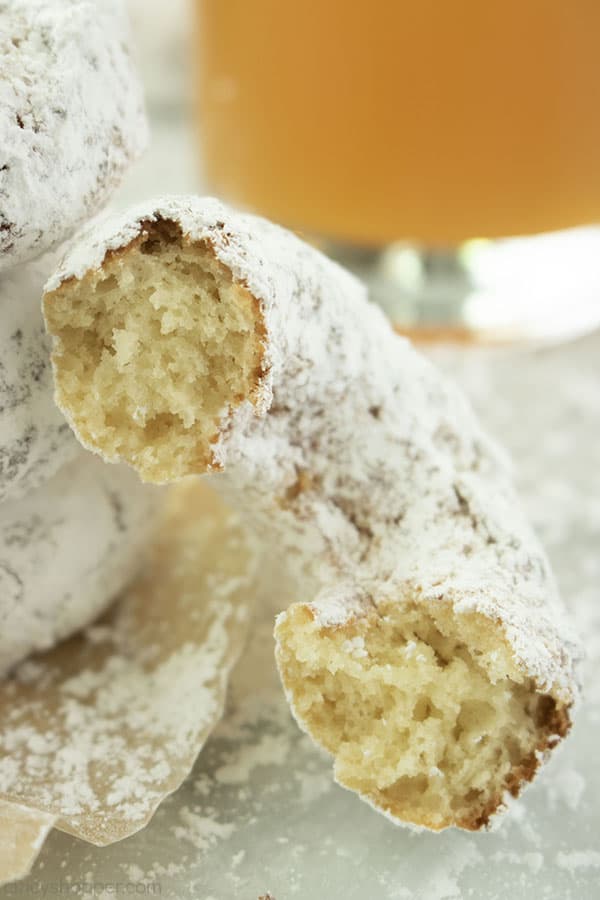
[[0, 481, 256, 885]]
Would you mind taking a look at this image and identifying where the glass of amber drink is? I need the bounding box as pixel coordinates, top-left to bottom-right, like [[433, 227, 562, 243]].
[[197, 1, 600, 335]]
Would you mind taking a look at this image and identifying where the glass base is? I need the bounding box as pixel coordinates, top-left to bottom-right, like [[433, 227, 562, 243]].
[[328, 228, 600, 343]]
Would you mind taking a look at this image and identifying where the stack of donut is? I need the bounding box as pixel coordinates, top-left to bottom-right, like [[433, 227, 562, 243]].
[[0, 0, 158, 672]]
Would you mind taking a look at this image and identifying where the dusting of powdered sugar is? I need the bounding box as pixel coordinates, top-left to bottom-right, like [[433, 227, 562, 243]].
[[0, 450, 159, 674], [556, 850, 600, 872], [214, 732, 291, 786], [545, 768, 586, 812], [0, 252, 79, 503], [0, 0, 147, 270], [172, 807, 235, 852]]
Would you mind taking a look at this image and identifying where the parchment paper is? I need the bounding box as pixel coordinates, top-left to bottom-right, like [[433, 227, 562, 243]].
[[0, 481, 256, 884]]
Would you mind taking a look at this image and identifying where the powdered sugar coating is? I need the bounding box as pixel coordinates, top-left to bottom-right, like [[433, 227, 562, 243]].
[[0, 0, 147, 271], [0, 450, 160, 673], [45, 196, 582, 709], [0, 253, 79, 502]]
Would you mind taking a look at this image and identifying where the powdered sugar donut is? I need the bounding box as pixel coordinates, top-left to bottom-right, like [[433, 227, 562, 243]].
[[0, 253, 79, 502], [0, 450, 160, 674], [43, 196, 582, 830], [0, 0, 147, 271]]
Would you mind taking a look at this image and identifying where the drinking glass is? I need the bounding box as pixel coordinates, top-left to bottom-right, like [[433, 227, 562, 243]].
[[197, 1, 600, 337]]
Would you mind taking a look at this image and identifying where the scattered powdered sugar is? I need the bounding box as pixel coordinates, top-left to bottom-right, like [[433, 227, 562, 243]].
[[545, 768, 586, 813], [425, 839, 483, 900], [125, 864, 145, 882], [0, 630, 230, 827], [173, 806, 235, 852], [231, 849, 245, 868], [492, 850, 544, 873], [215, 733, 291, 786], [295, 771, 333, 805], [498, 799, 542, 848], [556, 850, 600, 872], [376, 836, 483, 900]]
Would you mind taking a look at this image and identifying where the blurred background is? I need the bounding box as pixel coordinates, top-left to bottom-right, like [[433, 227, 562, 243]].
[[123, 1, 600, 340]]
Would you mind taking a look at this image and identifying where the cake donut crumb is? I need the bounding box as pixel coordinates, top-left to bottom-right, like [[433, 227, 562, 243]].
[[275, 587, 572, 831], [43, 196, 583, 830]]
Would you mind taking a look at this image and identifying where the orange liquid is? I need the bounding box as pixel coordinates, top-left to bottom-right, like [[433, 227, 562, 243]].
[[198, 1, 600, 246]]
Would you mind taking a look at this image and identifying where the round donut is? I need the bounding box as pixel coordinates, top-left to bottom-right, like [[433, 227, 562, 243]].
[[0, 0, 147, 270], [0, 252, 79, 502], [0, 449, 160, 673]]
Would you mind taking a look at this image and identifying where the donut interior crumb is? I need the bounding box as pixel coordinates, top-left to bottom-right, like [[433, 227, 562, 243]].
[[276, 600, 568, 830], [44, 220, 264, 482]]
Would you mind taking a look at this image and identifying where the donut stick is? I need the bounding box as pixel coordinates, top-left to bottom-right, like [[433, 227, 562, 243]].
[[0, 450, 159, 673], [0, 0, 146, 271], [43, 197, 582, 831], [0, 253, 79, 502]]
